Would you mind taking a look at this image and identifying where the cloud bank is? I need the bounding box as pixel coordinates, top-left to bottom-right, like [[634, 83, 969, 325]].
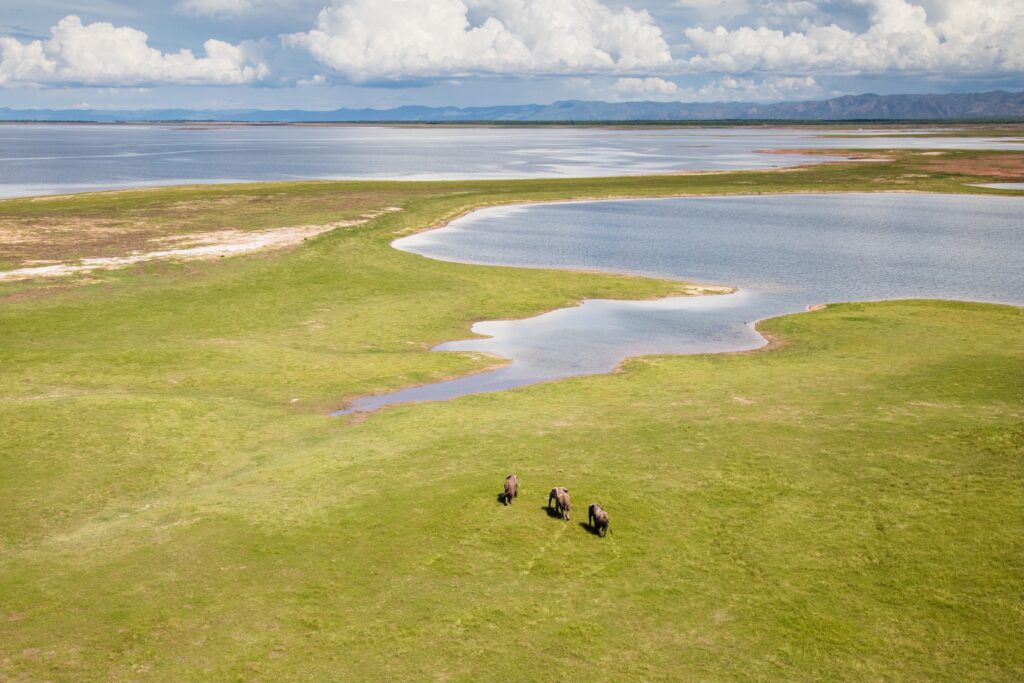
[[282, 0, 1023, 85], [683, 0, 1024, 74], [613, 76, 681, 98], [2, 0, 1022, 98], [607, 74, 821, 102], [0, 15, 269, 86], [283, 0, 673, 82]]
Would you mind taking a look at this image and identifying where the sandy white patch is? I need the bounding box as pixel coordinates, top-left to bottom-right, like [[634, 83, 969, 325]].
[[0, 208, 401, 282]]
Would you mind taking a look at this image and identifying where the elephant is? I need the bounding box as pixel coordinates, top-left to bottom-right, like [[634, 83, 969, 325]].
[[502, 474, 518, 505], [548, 487, 571, 521], [588, 503, 610, 537]]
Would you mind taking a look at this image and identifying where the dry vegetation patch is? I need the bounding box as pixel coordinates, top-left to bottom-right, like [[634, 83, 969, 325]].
[[762, 148, 1024, 183], [0, 183, 418, 274], [912, 152, 1024, 178], [0, 209, 401, 282]]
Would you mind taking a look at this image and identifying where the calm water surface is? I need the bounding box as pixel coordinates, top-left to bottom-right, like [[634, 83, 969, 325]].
[[337, 193, 1023, 414], [972, 183, 1024, 191], [1, 124, 1021, 198]]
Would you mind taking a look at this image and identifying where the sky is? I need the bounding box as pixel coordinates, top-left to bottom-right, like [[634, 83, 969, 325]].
[[0, 0, 1021, 110]]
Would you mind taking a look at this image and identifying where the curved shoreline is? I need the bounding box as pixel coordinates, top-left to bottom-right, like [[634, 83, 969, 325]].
[[332, 288, 748, 416], [2, 150, 1017, 418], [335, 190, 1023, 416], [391, 187, 941, 243]]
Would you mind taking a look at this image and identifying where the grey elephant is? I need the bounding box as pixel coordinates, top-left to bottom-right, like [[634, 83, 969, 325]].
[[502, 474, 518, 505], [588, 503, 610, 537], [548, 487, 571, 521]]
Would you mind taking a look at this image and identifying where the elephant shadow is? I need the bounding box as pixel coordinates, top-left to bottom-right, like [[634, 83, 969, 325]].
[[540, 505, 564, 519], [579, 521, 602, 536]]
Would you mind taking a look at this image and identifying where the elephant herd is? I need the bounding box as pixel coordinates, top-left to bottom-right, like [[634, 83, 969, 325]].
[[501, 474, 610, 537]]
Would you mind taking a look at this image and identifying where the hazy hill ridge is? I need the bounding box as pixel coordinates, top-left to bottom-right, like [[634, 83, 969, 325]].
[[3, 90, 1023, 123]]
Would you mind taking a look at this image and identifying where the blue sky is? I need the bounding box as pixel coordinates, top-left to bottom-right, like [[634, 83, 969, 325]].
[[0, 0, 1021, 110]]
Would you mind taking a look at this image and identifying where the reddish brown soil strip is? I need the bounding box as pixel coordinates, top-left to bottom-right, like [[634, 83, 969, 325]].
[[760, 148, 895, 162], [767, 148, 1024, 180], [913, 153, 1024, 179]]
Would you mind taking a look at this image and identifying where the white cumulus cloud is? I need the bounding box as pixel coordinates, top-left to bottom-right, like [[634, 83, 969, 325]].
[[0, 15, 270, 87], [585, 74, 821, 103], [283, 0, 673, 82], [606, 75, 821, 102], [692, 75, 821, 101], [682, 0, 1024, 74], [614, 76, 680, 98]]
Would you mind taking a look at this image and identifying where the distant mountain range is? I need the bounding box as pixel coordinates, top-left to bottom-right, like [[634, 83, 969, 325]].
[[3, 90, 1023, 123]]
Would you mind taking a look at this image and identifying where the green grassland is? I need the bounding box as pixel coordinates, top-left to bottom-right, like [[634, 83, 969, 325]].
[[1, 152, 1022, 681]]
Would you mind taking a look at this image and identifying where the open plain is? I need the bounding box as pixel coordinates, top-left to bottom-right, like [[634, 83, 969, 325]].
[[1, 149, 1022, 681]]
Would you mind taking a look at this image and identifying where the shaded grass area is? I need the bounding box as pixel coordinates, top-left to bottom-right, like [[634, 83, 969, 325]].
[[1, 153, 1022, 680]]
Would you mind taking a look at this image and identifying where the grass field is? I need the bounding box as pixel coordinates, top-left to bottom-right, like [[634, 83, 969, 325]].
[[1, 151, 1022, 681]]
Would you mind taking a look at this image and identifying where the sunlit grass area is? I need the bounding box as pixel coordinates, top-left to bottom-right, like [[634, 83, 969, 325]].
[[1, 151, 1022, 681]]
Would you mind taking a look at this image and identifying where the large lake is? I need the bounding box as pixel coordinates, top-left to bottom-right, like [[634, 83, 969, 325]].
[[338, 192, 1023, 413], [1, 124, 1021, 198]]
